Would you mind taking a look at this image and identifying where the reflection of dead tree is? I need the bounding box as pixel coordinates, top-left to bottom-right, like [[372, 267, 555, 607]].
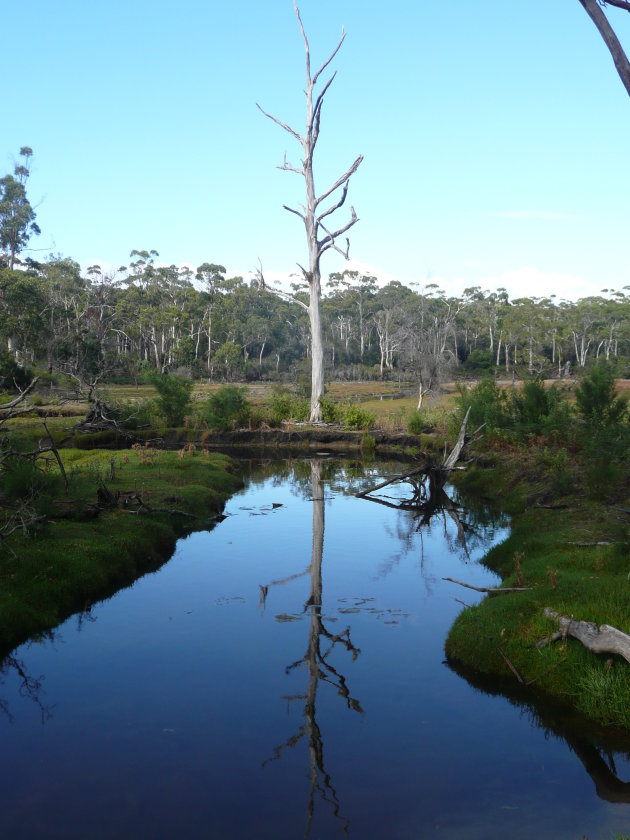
[[263, 460, 361, 837], [356, 410, 476, 562], [0, 653, 54, 725]]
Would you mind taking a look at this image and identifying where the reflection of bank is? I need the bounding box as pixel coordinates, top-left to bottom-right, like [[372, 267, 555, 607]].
[[260, 459, 362, 836], [448, 659, 630, 806]]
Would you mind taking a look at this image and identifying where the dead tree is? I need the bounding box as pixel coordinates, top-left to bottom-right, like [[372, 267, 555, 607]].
[[578, 0, 630, 96], [257, 3, 363, 422]]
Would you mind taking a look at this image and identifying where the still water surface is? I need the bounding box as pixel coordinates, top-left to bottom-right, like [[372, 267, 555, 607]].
[[1, 458, 630, 839]]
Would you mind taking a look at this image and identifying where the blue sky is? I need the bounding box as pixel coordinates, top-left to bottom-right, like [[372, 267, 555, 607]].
[[4, 0, 630, 300]]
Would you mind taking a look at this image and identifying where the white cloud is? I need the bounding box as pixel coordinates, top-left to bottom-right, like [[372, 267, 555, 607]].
[[476, 266, 595, 302]]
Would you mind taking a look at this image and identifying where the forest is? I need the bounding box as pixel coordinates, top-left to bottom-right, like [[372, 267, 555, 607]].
[[2, 243, 629, 400]]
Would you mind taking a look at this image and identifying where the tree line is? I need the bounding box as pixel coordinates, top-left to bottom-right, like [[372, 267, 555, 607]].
[[2, 250, 630, 401]]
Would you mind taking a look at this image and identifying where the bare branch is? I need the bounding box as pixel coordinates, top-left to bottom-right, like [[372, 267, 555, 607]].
[[312, 30, 345, 85], [254, 260, 309, 312], [316, 181, 349, 224], [277, 152, 303, 175], [256, 103, 304, 145], [313, 72, 337, 123], [283, 204, 307, 223], [579, 0, 630, 96], [315, 155, 364, 208], [318, 209, 358, 257], [293, 3, 312, 84], [601, 0, 630, 12], [0, 377, 39, 417]]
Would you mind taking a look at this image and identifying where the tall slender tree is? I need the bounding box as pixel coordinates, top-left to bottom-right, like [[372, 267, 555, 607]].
[[0, 147, 40, 270], [257, 4, 363, 422]]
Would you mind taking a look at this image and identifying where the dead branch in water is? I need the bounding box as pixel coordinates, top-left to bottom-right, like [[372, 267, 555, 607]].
[[442, 577, 532, 594]]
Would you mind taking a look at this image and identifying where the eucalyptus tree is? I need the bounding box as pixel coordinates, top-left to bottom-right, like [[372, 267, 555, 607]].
[[195, 262, 226, 376], [0, 147, 40, 271], [328, 270, 377, 363], [257, 4, 363, 421]]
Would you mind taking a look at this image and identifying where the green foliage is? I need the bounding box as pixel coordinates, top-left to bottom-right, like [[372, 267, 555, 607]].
[[0, 351, 33, 392], [575, 363, 628, 431], [463, 349, 494, 372], [575, 365, 629, 499], [407, 410, 425, 435], [342, 403, 376, 430], [319, 394, 343, 423], [458, 377, 510, 433], [148, 373, 193, 427], [266, 387, 310, 425], [509, 379, 571, 442], [1, 456, 47, 501], [203, 385, 250, 431]]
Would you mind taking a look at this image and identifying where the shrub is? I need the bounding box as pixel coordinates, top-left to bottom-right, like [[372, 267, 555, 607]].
[[319, 394, 343, 424], [575, 363, 628, 432], [343, 403, 376, 430], [148, 373, 193, 427], [407, 410, 425, 435], [267, 387, 294, 426], [203, 385, 250, 431], [458, 377, 509, 434]]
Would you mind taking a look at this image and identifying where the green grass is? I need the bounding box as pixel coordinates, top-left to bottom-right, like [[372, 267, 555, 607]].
[[446, 455, 630, 730], [0, 446, 242, 657]]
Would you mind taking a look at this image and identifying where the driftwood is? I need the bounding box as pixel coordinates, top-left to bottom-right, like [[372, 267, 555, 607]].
[[442, 576, 532, 594], [568, 541, 614, 547], [542, 608, 630, 664]]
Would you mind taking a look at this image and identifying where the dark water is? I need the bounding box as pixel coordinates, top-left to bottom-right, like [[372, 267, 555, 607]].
[[1, 458, 630, 839]]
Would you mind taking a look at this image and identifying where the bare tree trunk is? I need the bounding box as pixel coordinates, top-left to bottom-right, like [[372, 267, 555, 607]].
[[258, 4, 362, 422]]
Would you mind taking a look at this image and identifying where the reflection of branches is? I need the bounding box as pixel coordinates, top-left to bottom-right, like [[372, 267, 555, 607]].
[[0, 654, 54, 724], [447, 658, 630, 806], [264, 460, 361, 837]]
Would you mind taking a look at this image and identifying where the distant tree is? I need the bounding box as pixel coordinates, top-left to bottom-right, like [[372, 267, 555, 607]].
[[0, 147, 40, 270], [257, 4, 363, 422]]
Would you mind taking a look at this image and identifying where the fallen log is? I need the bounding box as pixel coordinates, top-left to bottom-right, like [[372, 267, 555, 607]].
[[543, 608, 630, 664], [442, 576, 532, 594]]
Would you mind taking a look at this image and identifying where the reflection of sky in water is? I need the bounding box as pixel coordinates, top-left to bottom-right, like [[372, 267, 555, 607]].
[[0, 459, 629, 839]]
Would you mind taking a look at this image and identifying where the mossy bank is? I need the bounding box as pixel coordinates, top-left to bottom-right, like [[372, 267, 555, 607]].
[[446, 457, 630, 732], [0, 447, 242, 658]]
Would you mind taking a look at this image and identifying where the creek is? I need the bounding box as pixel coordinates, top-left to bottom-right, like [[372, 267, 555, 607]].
[[1, 457, 629, 839]]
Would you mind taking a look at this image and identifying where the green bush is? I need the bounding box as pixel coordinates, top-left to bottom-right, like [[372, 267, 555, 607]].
[[266, 387, 309, 425], [407, 410, 425, 435], [319, 394, 343, 424], [203, 385, 250, 431], [458, 378, 509, 434], [575, 363, 628, 432], [343, 403, 376, 430], [148, 373, 193, 427]]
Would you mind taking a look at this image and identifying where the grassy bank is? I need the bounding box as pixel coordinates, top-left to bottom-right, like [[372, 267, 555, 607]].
[[0, 446, 242, 657], [446, 454, 630, 731]]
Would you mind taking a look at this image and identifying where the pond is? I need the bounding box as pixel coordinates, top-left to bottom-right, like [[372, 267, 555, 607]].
[[1, 457, 630, 839]]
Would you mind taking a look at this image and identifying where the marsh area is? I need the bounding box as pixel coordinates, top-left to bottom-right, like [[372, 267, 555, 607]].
[[1, 458, 629, 839]]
